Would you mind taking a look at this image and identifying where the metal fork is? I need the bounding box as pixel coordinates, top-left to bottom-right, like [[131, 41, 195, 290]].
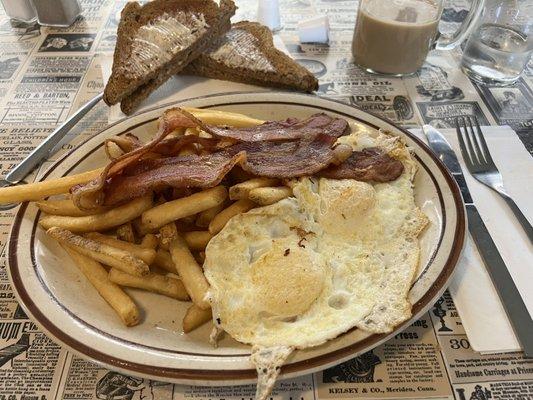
[[456, 116, 533, 243]]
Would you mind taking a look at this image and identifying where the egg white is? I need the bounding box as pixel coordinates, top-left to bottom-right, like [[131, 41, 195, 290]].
[[204, 127, 428, 349]]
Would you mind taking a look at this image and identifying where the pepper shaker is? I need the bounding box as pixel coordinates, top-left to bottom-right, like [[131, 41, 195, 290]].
[[0, 0, 38, 25], [31, 0, 82, 27]]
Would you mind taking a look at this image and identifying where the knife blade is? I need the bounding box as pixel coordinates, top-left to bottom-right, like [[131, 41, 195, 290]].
[[6, 92, 104, 185], [423, 124, 533, 357]]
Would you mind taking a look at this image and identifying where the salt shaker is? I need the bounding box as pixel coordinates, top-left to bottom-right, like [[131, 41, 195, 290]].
[[0, 0, 37, 25], [31, 0, 82, 27]]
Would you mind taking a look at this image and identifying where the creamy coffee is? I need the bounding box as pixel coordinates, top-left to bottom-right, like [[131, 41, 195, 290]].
[[352, 0, 440, 75]]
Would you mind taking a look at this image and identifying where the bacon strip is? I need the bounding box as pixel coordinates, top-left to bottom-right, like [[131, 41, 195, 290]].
[[104, 152, 246, 205], [229, 133, 340, 178], [318, 148, 404, 182], [102, 133, 342, 205], [71, 109, 402, 208], [205, 113, 349, 142], [71, 109, 198, 210]]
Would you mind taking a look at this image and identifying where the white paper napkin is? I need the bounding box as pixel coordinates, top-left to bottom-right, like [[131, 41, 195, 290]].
[[412, 126, 532, 354], [100, 36, 291, 124]]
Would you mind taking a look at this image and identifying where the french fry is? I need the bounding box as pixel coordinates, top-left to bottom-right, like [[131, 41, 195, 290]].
[[132, 217, 157, 236], [159, 222, 178, 251], [169, 234, 211, 309], [105, 140, 125, 160], [140, 233, 158, 249], [40, 195, 152, 233], [168, 127, 185, 137], [208, 199, 255, 235], [108, 135, 139, 153], [116, 222, 136, 243], [183, 231, 212, 251], [178, 144, 197, 156], [48, 227, 149, 276], [229, 178, 279, 200], [142, 186, 227, 230], [183, 304, 212, 333], [108, 268, 189, 300], [248, 186, 293, 206], [184, 127, 199, 136], [197, 251, 206, 264], [229, 167, 255, 183], [153, 249, 176, 273], [198, 130, 212, 139], [85, 233, 156, 265], [63, 246, 139, 326], [36, 198, 106, 217], [0, 168, 103, 205], [181, 107, 264, 128], [195, 203, 224, 228]]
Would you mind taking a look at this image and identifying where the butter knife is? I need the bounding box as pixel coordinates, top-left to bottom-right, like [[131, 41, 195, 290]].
[[423, 124, 533, 357], [0, 92, 103, 211]]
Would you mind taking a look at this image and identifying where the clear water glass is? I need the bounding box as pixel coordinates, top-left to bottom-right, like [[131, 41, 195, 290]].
[[461, 0, 533, 85]]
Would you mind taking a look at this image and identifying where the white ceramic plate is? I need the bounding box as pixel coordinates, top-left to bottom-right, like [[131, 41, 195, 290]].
[[7, 92, 465, 385]]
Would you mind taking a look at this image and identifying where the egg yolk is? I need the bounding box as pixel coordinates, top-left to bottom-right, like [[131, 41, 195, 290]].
[[251, 241, 325, 318]]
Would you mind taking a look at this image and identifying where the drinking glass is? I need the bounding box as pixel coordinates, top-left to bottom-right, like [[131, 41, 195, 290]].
[[352, 0, 484, 76], [461, 0, 533, 85]]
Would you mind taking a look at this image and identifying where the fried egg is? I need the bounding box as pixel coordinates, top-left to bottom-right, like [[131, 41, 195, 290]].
[[203, 127, 428, 399]]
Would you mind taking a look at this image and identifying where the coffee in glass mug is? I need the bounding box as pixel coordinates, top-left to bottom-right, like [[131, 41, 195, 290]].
[[352, 0, 484, 76]]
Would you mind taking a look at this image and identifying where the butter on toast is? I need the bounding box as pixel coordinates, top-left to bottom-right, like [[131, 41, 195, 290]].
[[181, 21, 318, 93], [104, 0, 236, 114]]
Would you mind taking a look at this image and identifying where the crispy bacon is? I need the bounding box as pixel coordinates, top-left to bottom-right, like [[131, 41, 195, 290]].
[[104, 152, 246, 205], [318, 148, 404, 182], [71, 109, 199, 210], [229, 133, 341, 178], [71, 108, 403, 208], [203, 113, 350, 142]]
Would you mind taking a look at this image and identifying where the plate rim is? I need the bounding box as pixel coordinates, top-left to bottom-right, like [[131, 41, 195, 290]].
[[7, 92, 466, 384]]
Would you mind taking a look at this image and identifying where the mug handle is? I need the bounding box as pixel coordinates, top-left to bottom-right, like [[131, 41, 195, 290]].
[[434, 0, 485, 50]]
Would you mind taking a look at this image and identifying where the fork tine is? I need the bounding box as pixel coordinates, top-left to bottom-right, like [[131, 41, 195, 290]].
[[464, 116, 480, 165], [455, 117, 476, 171], [471, 116, 495, 166]]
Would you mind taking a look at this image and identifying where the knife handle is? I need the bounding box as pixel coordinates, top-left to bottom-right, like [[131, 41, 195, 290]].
[[466, 204, 533, 356]]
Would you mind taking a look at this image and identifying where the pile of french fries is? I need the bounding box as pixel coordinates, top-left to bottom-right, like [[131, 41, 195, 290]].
[[1, 108, 295, 333]]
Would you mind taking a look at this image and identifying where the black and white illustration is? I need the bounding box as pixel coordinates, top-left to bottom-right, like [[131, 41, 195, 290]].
[[432, 297, 453, 332], [0, 57, 21, 80], [0, 333, 31, 368], [417, 101, 490, 128], [455, 384, 492, 400], [39, 33, 96, 52], [416, 64, 465, 102], [96, 371, 172, 400], [322, 350, 382, 383], [474, 78, 533, 132], [352, 94, 415, 124]]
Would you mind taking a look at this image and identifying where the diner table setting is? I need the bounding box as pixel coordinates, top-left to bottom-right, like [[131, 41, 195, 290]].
[[0, 0, 531, 399]]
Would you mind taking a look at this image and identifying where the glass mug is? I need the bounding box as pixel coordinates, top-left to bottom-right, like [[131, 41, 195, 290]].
[[352, 0, 484, 76]]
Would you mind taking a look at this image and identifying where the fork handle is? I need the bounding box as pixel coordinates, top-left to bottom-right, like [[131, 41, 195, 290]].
[[500, 193, 533, 243]]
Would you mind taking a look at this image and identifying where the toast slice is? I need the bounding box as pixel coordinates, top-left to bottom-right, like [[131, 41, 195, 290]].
[[104, 0, 236, 113], [181, 21, 318, 93]]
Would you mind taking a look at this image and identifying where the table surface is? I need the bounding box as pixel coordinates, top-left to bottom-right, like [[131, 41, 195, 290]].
[[0, 0, 531, 399]]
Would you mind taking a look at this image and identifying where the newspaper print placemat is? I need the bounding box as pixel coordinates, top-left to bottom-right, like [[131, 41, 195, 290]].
[[0, 0, 531, 399]]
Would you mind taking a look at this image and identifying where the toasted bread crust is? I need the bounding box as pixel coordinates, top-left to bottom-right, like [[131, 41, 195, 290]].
[[182, 21, 319, 93], [104, 0, 235, 108]]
